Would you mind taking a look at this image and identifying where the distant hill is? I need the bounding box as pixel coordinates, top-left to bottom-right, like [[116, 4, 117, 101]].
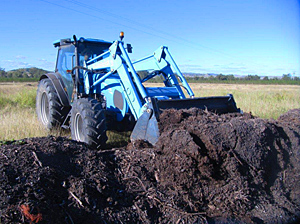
[[0, 67, 50, 79]]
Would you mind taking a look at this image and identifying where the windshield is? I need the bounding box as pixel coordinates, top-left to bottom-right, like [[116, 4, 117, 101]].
[[78, 42, 111, 65]]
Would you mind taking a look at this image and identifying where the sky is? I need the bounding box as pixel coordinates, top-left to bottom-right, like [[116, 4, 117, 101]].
[[0, 0, 299, 77]]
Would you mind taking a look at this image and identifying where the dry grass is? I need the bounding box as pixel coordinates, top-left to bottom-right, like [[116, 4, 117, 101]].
[[188, 83, 300, 118], [0, 82, 299, 141], [0, 83, 49, 141], [0, 108, 48, 140]]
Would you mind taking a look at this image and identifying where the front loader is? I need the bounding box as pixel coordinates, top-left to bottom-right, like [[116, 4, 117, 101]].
[[36, 32, 240, 148]]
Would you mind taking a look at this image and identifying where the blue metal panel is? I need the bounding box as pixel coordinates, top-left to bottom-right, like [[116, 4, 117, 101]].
[[99, 76, 128, 121], [145, 87, 180, 98]]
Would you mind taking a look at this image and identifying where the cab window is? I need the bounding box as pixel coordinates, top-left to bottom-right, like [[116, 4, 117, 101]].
[[56, 45, 75, 73]]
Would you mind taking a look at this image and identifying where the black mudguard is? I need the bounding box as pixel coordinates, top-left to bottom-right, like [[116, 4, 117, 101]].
[[40, 73, 70, 108]]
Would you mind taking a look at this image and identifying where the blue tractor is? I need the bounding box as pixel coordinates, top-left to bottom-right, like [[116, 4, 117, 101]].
[[36, 33, 239, 148]]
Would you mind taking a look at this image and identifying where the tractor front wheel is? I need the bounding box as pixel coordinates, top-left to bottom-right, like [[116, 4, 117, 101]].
[[70, 98, 107, 149]]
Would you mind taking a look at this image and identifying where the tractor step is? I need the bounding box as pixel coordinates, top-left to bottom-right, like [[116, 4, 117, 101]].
[[61, 111, 71, 129]]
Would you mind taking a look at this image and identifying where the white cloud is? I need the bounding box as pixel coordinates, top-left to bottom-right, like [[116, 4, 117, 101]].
[[15, 55, 27, 59], [179, 64, 203, 72], [0, 60, 32, 70], [38, 59, 55, 71], [0, 58, 55, 71], [180, 62, 262, 75]]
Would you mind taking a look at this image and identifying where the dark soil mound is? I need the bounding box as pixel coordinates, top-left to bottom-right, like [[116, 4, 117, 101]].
[[1, 109, 300, 223], [153, 108, 300, 223]]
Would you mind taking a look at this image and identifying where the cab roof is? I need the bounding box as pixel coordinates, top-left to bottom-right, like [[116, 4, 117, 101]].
[[53, 37, 112, 47]]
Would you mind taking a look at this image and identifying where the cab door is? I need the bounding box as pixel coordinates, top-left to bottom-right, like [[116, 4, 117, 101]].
[[55, 44, 75, 102]]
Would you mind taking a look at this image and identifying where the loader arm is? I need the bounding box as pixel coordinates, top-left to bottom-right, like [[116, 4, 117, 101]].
[[132, 46, 194, 98], [84, 40, 195, 120], [85, 40, 146, 120]]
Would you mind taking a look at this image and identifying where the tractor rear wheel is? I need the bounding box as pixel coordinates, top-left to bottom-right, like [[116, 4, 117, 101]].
[[36, 78, 68, 130], [70, 98, 108, 149]]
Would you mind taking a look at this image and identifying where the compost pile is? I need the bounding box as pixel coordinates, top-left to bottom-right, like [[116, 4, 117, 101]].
[[1, 109, 300, 224]]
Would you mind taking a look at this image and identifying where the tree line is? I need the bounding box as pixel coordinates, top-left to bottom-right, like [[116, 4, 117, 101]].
[[146, 73, 300, 85], [0, 67, 299, 85], [184, 73, 300, 84], [0, 67, 49, 82]]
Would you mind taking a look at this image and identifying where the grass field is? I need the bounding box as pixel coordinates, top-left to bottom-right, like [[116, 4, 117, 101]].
[[189, 83, 300, 119], [1, 82, 299, 141], [0, 83, 48, 141]]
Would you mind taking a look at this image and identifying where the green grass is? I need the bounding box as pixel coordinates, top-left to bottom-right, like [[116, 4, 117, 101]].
[[0, 83, 36, 108], [0, 89, 36, 108], [106, 131, 131, 148], [0, 77, 39, 82]]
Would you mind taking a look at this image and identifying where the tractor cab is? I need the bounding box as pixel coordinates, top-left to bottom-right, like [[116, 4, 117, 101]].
[[53, 37, 112, 100]]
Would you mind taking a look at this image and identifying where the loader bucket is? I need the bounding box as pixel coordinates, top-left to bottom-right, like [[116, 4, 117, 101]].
[[131, 94, 240, 145]]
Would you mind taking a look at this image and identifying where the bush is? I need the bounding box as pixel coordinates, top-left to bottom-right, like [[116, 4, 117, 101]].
[[0, 89, 36, 109], [13, 89, 36, 108]]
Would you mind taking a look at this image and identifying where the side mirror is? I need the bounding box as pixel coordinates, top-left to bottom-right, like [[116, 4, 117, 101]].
[[127, 44, 133, 53]]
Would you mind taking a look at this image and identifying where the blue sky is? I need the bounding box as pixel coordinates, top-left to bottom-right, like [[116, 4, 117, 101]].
[[0, 0, 299, 77]]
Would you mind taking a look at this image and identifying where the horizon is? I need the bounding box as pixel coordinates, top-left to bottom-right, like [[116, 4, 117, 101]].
[[2, 66, 299, 78], [0, 0, 299, 77]]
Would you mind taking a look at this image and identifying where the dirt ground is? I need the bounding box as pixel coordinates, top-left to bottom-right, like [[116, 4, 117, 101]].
[[0, 109, 299, 223]]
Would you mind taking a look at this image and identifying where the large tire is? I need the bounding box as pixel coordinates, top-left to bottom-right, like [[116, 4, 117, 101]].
[[70, 98, 107, 149], [36, 78, 68, 130]]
